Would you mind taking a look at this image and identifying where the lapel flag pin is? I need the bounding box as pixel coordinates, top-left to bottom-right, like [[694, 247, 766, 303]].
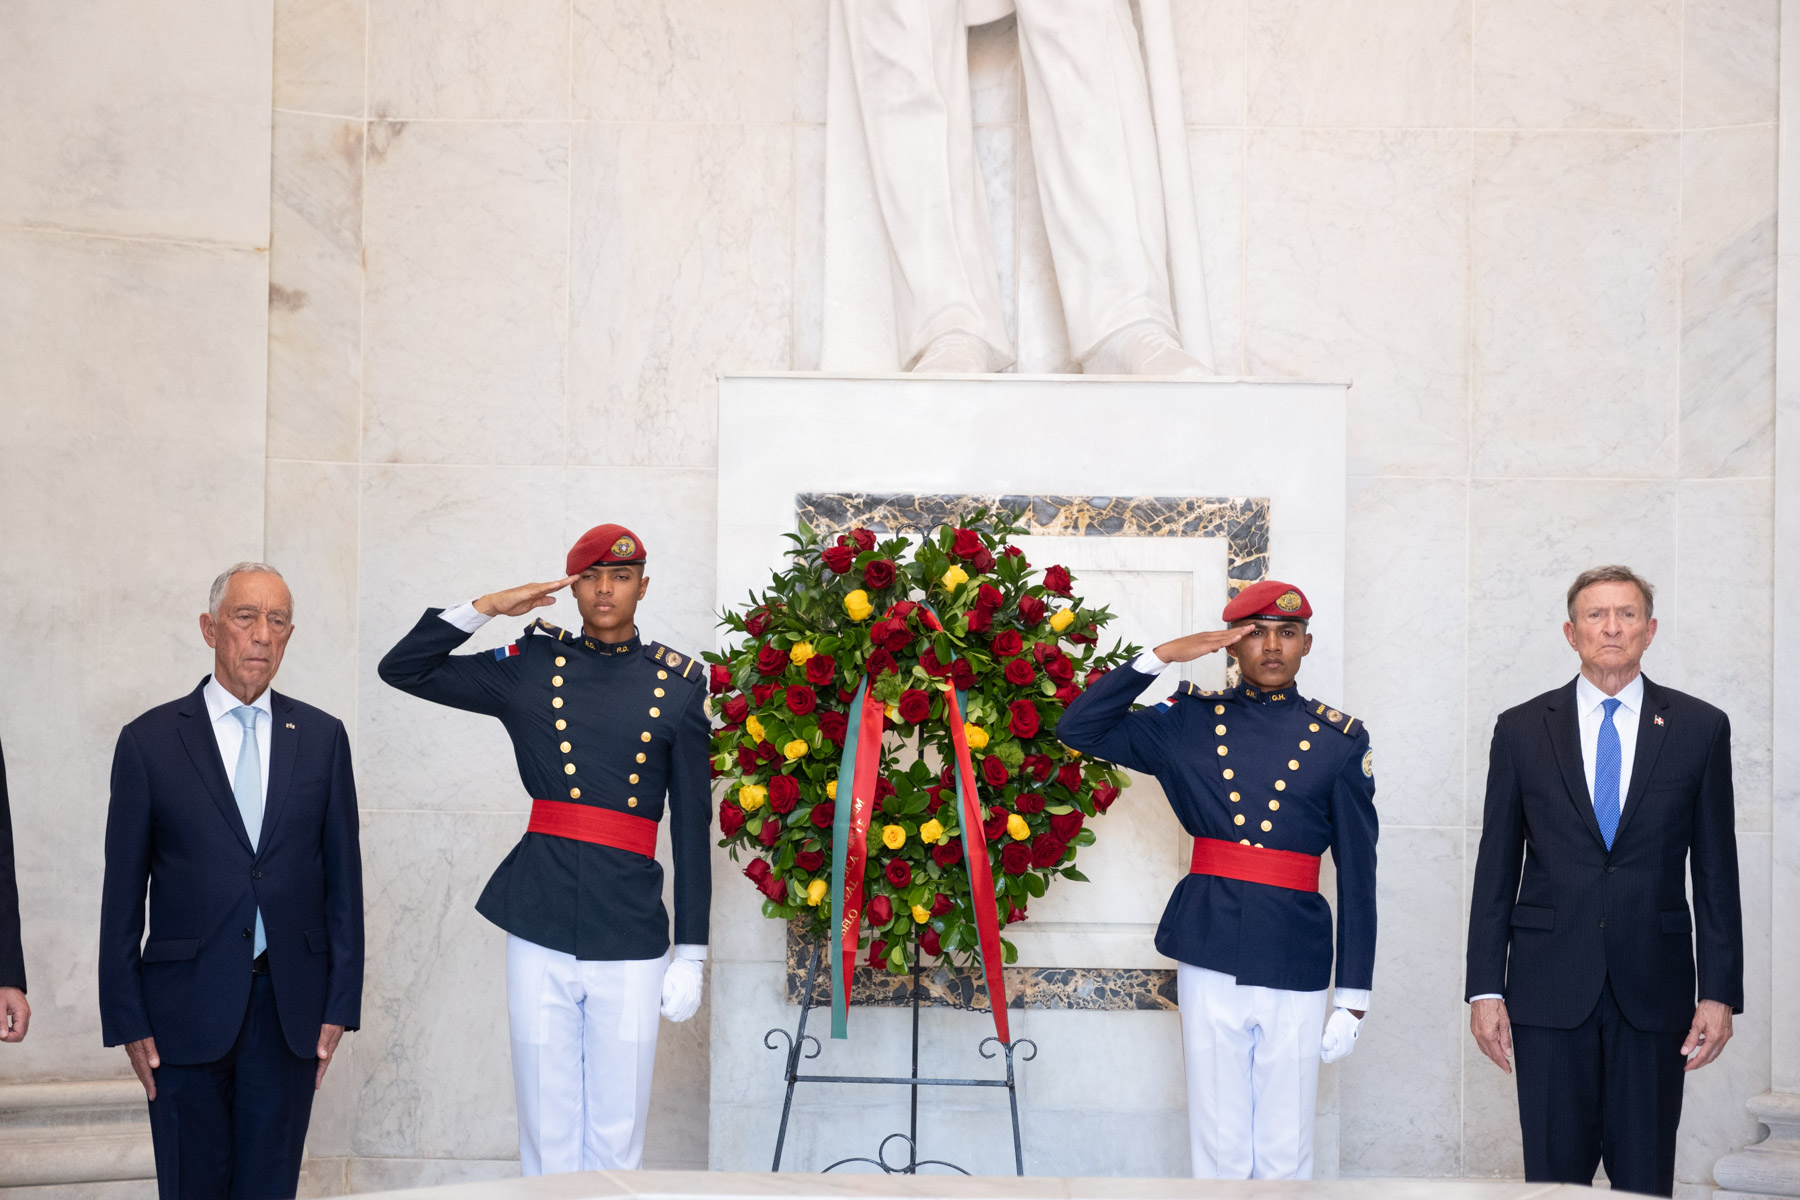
[[1653, 715, 1664, 726]]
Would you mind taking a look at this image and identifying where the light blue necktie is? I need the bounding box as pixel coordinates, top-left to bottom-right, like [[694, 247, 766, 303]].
[[1594, 698, 1622, 850], [231, 707, 267, 956]]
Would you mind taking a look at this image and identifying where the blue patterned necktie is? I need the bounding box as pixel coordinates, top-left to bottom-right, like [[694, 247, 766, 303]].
[[231, 707, 267, 956], [1594, 697, 1622, 850]]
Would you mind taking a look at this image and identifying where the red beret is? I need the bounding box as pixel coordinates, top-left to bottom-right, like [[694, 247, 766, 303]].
[[566, 523, 646, 576], [1222, 580, 1311, 623]]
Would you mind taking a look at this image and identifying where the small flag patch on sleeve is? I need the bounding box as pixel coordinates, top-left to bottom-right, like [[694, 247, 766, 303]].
[[492, 643, 521, 660]]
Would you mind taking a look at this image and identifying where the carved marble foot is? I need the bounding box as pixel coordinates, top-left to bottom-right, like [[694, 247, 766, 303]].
[[910, 331, 1001, 374], [1082, 320, 1212, 378]]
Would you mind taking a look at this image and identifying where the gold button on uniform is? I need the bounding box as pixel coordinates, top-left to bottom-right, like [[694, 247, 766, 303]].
[[1240, 838, 1252, 846], [649, 707, 661, 718], [552, 697, 563, 709], [555, 656, 566, 667], [628, 797, 638, 807], [657, 670, 668, 680], [1222, 768, 1234, 780], [564, 763, 576, 775], [1261, 820, 1273, 832], [1214, 724, 1227, 735], [560, 741, 571, 753], [1275, 780, 1287, 791], [552, 675, 563, 687], [556, 718, 567, 730], [1229, 791, 1241, 802], [1288, 759, 1299, 770], [654, 687, 665, 698], [1214, 704, 1225, 715], [1234, 814, 1245, 826], [1216, 746, 1228, 757], [1309, 723, 1320, 732], [569, 787, 580, 799], [629, 773, 639, 784], [640, 732, 652, 743], [1269, 800, 1280, 811], [1299, 740, 1311, 751], [636, 752, 646, 763]]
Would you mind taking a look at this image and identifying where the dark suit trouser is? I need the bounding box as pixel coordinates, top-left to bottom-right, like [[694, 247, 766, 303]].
[[1512, 976, 1687, 1197], [146, 973, 316, 1200]]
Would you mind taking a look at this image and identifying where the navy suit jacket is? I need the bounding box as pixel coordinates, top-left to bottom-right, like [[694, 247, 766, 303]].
[[1465, 675, 1742, 1032], [99, 679, 364, 1063]]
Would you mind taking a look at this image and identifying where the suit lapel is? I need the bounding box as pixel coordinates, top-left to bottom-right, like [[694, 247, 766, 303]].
[[1544, 680, 1607, 851], [176, 683, 253, 853], [1612, 675, 1669, 847], [259, 692, 299, 854]]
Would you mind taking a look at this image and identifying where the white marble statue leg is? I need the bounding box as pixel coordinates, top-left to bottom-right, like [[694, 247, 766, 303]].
[[840, 0, 1015, 370], [1013, 0, 1180, 363]]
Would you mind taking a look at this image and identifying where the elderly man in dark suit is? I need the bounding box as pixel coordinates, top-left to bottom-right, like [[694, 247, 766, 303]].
[[0, 736, 28, 1042], [1466, 564, 1742, 1198], [99, 563, 364, 1199]]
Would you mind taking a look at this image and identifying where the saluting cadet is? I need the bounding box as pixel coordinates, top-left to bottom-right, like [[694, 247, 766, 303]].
[[377, 524, 711, 1175], [1058, 580, 1377, 1180]]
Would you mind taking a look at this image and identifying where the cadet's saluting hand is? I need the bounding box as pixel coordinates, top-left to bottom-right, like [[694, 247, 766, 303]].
[[1153, 626, 1258, 663], [474, 577, 578, 618]]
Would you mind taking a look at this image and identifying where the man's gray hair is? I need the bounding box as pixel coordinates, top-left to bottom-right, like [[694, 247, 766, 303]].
[[1565, 564, 1655, 620], [209, 562, 288, 617]]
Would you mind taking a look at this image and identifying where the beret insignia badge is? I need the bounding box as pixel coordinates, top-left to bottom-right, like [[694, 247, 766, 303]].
[[1276, 590, 1303, 613], [611, 535, 637, 559]]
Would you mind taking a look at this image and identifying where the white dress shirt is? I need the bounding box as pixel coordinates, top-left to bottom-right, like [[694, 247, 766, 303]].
[[1574, 671, 1643, 813], [202, 675, 272, 827]]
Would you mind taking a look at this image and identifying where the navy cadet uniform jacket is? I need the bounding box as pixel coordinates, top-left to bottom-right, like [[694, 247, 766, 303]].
[[1058, 663, 1378, 993], [378, 611, 712, 961]]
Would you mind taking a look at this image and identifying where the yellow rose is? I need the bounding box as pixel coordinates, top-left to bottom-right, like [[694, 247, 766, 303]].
[[881, 823, 906, 850], [745, 715, 766, 744], [827, 779, 838, 800], [911, 904, 931, 925], [918, 818, 945, 844], [844, 589, 874, 621], [964, 722, 989, 750], [738, 783, 768, 812], [1006, 812, 1030, 841], [1049, 607, 1076, 632], [942, 564, 969, 590], [784, 739, 810, 761], [885, 702, 899, 721], [789, 641, 816, 666], [806, 878, 828, 907]]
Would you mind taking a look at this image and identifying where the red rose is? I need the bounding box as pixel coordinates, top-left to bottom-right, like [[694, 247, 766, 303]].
[[1000, 842, 1032, 875], [1050, 811, 1084, 840], [1013, 791, 1045, 814], [745, 609, 772, 636], [885, 859, 912, 888], [921, 649, 950, 678], [711, 760, 724, 779], [868, 939, 888, 965], [818, 712, 848, 744], [1070, 630, 1097, 646], [795, 849, 824, 872], [805, 653, 837, 685], [1017, 594, 1046, 625], [839, 687, 857, 704], [939, 763, 957, 787], [1021, 754, 1054, 783], [709, 664, 732, 694], [931, 892, 955, 916], [1008, 698, 1041, 738], [965, 607, 992, 633], [950, 659, 977, 689], [1053, 684, 1080, 705], [759, 873, 787, 901], [868, 894, 894, 925], [721, 695, 750, 725], [756, 741, 780, 763], [811, 802, 835, 827], [758, 819, 780, 847], [865, 648, 898, 676], [736, 747, 759, 774], [785, 684, 817, 715], [849, 528, 877, 552], [970, 548, 995, 574], [1045, 653, 1075, 685], [1043, 565, 1073, 596], [768, 774, 801, 813], [991, 629, 1024, 658], [1030, 834, 1068, 869], [932, 841, 962, 866], [924, 785, 947, 813], [1057, 763, 1083, 792], [1086, 666, 1110, 686], [898, 689, 932, 724], [1003, 545, 1025, 560], [875, 776, 896, 802], [821, 544, 855, 573], [745, 858, 772, 884], [755, 643, 789, 676], [878, 619, 912, 651], [951, 527, 984, 559], [1004, 658, 1036, 687], [719, 802, 746, 837], [920, 927, 942, 956], [981, 755, 1010, 787], [982, 810, 1011, 841], [1092, 784, 1120, 813], [976, 583, 1004, 611], [1006, 900, 1028, 923], [863, 559, 897, 589], [751, 682, 779, 706]]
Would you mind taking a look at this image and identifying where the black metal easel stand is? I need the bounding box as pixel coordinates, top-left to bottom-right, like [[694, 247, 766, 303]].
[[763, 940, 1037, 1176]]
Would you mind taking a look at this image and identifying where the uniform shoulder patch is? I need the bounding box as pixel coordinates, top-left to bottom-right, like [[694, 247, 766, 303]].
[[1174, 681, 1232, 701], [523, 618, 578, 644], [645, 641, 703, 682], [1307, 700, 1362, 738]]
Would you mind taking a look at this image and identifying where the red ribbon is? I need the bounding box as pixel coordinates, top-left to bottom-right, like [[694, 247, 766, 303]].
[[836, 685, 887, 1005]]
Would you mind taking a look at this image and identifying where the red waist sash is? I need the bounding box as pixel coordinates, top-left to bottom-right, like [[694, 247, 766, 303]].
[[527, 798, 657, 858], [1190, 836, 1320, 892]]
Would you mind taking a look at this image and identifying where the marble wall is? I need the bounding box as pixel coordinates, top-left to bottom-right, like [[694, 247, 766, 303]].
[[0, 0, 1781, 1194]]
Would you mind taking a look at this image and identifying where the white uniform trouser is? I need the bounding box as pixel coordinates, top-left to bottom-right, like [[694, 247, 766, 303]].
[[506, 934, 666, 1175], [842, 0, 1177, 366], [1178, 962, 1330, 1180]]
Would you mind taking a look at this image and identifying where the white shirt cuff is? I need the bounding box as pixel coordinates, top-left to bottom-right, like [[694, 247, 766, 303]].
[[672, 944, 707, 961], [439, 602, 492, 634], [1468, 993, 1503, 1003], [1333, 987, 1371, 1012], [1131, 648, 1168, 674]]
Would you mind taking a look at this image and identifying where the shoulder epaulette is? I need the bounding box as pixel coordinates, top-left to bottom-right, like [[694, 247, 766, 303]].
[[523, 618, 579, 644], [1175, 681, 1233, 701], [645, 641, 703, 682], [1307, 700, 1362, 737]]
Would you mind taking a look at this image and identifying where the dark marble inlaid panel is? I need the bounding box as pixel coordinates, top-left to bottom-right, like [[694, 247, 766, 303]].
[[783, 924, 1177, 1012], [796, 493, 1270, 588]]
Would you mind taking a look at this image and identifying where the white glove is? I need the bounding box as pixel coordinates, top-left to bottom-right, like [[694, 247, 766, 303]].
[[659, 956, 705, 1022], [1320, 1007, 1362, 1064]]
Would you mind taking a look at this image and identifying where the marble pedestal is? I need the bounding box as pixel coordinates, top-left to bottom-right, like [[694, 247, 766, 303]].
[[1716, 1093, 1800, 1199], [711, 373, 1348, 1177]]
